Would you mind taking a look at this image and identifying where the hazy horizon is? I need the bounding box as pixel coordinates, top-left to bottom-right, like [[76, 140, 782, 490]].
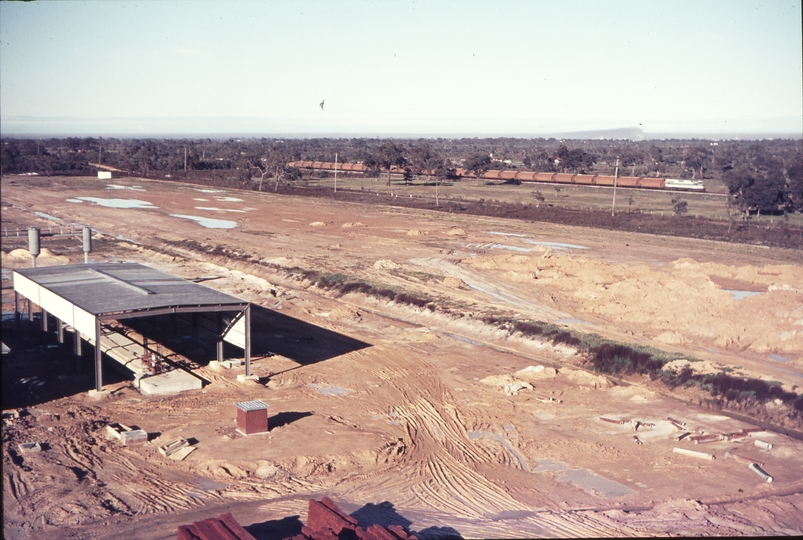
[[2, 1, 801, 139]]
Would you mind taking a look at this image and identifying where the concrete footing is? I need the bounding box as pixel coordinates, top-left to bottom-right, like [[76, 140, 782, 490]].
[[88, 389, 110, 399], [237, 374, 259, 383], [139, 370, 202, 395]]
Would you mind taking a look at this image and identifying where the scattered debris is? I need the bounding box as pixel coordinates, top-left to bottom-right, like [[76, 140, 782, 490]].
[[672, 447, 715, 461], [633, 436, 643, 444], [725, 452, 763, 467], [689, 434, 720, 444], [674, 432, 691, 442], [748, 463, 773, 483], [754, 439, 772, 450], [600, 417, 628, 425]]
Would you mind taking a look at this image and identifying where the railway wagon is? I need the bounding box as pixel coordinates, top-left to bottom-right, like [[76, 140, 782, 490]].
[[288, 161, 703, 192]]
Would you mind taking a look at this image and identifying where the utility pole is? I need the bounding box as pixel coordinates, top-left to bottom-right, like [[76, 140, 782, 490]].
[[184, 146, 188, 173], [334, 152, 338, 193], [611, 157, 619, 217], [98, 144, 102, 165]]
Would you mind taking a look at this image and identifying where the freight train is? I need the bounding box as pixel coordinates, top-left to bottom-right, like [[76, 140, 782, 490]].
[[287, 161, 706, 192]]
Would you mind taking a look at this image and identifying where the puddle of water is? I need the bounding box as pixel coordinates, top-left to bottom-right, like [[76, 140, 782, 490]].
[[464, 281, 524, 305], [449, 334, 483, 347], [106, 184, 145, 192], [557, 469, 634, 497], [196, 477, 228, 491], [170, 214, 237, 229], [555, 318, 591, 325], [768, 354, 790, 362], [488, 231, 530, 237], [194, 207, 247, 213], [533, 459, 568, 472], [308, 383, 352, 396], [72, 197, 157, 209], [194, 188, 226, 193], [215, 196, 243, 202], [469, 242, 531, 253], [725, 290, 763, 300], [524, 240, 589, 250], [468, 431, 529, 471], [33, 212, 62, 221], [533, 459, 632, 496]]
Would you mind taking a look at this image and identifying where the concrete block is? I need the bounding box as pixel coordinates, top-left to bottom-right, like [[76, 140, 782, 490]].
[[139, 370, 202, 395], [88, 389, 110, 399], [120, 429, 148, 446], [237, 374, 259, 383], [170, 446, 196, 461], [18, 442, 41, 454], [159, 437, 189, 457], [208, 360, 223, 371]]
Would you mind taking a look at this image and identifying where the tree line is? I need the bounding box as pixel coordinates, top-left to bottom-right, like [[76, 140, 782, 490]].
[[2, 136, 801, 216]]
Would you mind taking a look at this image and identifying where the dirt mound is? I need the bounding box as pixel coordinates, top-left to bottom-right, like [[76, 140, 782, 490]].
[[342, 222, 367, 228], [406, 229, 429, 236], [463, 253, 803, 355], [560, 368, 612, 389], [373, 259, 400, 270], [309, 221, 326, 226], [446, 228, 466, 236], [4, 247, 70, 265], [442, 277, 468, 288]]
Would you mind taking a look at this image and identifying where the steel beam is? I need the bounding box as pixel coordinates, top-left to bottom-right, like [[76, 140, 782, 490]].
[[94, 317, 103, 392], [245, 304, 251, 377], [97, 303, 248, 322]]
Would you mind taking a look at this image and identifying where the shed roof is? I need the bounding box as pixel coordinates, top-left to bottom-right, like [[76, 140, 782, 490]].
[[14, 263, 247, 316]]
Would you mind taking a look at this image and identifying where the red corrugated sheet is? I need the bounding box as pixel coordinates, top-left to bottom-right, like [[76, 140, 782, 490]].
[[177, 513, 257, 540]]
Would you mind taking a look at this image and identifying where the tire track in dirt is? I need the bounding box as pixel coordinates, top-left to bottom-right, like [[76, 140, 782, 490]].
[[358, 347, 532, 519]]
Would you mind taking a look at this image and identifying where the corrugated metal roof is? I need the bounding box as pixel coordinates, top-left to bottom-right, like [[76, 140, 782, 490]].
[[236, 400, 268, 411], [15, 263, 247, 316]]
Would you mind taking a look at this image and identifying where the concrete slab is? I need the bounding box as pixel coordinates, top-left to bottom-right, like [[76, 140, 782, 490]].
[[138, 369, 202, 396]]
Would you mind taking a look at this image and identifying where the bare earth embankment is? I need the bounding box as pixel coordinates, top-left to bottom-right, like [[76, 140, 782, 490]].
[[2, 175, 802, 539]]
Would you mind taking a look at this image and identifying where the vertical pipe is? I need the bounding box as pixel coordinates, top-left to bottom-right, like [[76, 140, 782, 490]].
[[42, 309, 48, 333], [216, 312, 224, 363], [244, 305, 251, 377], [75, 331, 82, 356], [94, 318, 103, 392], [28, 227, 40, 268], [14, 290, 20, 328], [82, 227, 92, 264], [57, 319, 64, 344], [27, 299, 33, 322], [334, 152, 338, 193]]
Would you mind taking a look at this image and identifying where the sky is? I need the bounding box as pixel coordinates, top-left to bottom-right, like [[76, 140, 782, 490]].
[[1, 0, 801, 138]]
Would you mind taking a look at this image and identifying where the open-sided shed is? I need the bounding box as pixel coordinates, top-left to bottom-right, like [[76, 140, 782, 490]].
[[12, 262, 252, 392]]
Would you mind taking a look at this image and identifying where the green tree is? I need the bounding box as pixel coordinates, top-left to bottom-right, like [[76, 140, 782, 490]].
[[464, 153, 492, 186], [377, 142, 407, 186]]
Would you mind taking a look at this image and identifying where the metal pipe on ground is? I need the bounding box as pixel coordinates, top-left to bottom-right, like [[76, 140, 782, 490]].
[[673, 447, 716, 460], [748, 463, 773, 483], [754, 440, 773, 450], [690, 434, 720, 444], [725, 452, 763, 467]]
